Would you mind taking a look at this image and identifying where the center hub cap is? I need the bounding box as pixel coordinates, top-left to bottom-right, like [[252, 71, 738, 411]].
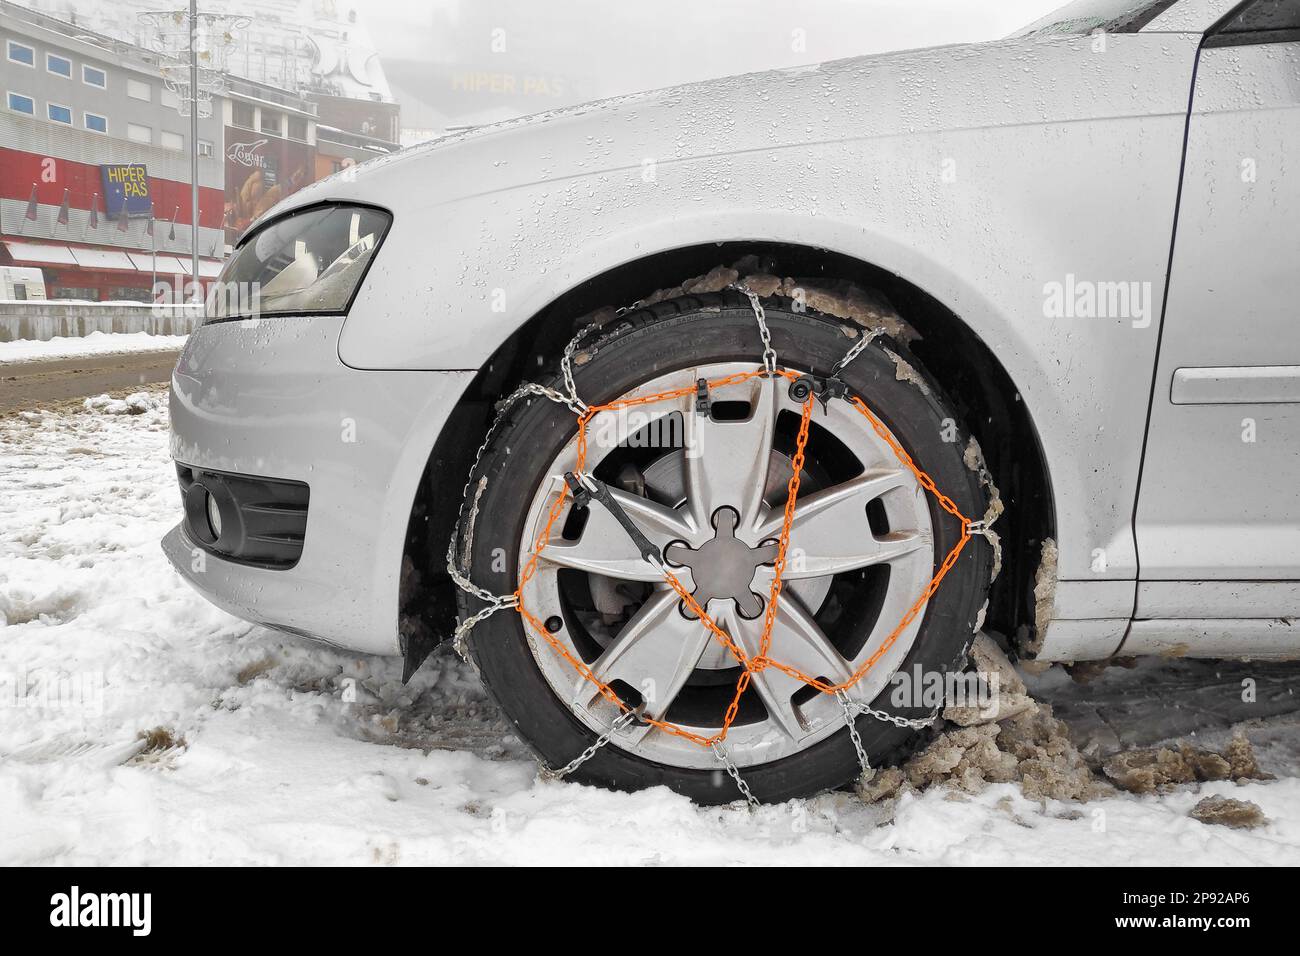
[[665, 507, 778, 619]]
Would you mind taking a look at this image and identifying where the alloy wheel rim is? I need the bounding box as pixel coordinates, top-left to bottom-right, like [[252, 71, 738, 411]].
[[518, 362, 936, 770]]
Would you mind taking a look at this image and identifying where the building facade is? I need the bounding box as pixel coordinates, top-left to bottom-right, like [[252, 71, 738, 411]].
[[0, 1, 226, 300], [27, 0, 397, 105], [2, 1, 400, 303]]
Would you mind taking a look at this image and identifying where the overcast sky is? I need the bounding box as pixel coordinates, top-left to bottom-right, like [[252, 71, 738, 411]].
[[364, 0, 1067, 64], [361, 0, 1069, 132], [20, 0, 1073, 133]]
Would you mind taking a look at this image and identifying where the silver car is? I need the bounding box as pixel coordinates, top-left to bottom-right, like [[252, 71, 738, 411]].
[[165, 0, 1300, 803]]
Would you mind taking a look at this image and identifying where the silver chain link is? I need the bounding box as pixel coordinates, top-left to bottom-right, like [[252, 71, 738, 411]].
[[734, 283, 885, 384], [540, 710, 638, 781], [853, 699, 941, 730], [710, 740, 760, 809], [560, 322, 600, 415], [444, 363, 604, 659], [450, 594, 518, 661], [735, 287, 778, 375], [836, 690, 875, 785], [449, 380, 555, 525], [965, 517, 1003, 577], [518, 380, 586, 417], [830, 326, 885, 376]]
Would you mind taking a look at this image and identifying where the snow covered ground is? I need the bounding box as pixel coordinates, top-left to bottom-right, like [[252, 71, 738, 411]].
[[1, 387, 1298, 865], [0, 332, 187, 365]]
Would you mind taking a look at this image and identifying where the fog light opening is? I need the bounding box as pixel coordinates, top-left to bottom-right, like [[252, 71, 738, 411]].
[[206, 491, 223, 541]]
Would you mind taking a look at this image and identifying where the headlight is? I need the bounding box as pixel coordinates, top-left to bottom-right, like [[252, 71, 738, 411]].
[[206, 203, 391, 322]]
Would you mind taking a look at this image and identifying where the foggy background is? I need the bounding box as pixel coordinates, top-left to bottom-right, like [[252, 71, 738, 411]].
[[16, 0, 1067, 143], [366, 0, 1066, 138]]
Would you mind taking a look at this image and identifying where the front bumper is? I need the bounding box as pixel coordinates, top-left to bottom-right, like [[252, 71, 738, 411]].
[[163, 315, 474, 656]]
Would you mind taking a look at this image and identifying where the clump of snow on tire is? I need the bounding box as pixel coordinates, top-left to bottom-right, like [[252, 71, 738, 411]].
[[572, 255, 918, 345]]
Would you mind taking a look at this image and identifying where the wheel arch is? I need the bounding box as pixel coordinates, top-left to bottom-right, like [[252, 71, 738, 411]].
[[399, 240, 1056, 675]]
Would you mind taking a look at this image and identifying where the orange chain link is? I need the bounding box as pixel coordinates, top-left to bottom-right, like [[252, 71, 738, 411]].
[[511, 367, 975, 748]]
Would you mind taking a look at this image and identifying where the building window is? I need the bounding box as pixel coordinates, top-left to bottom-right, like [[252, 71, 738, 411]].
[[82, 65, 107, 89], [126, 78, 151, 102], [126, 122, 151, 144], [53, 285, 99, 301], [106, 286, 151, 302], [7, 92, 35, 115], [197, 139, 214, 157], [260, 110, 283, 135], [47, 102, 72, 125], [84, 112, 107, 133], [287, 116, 307, 140], [232, 102, 254, 129], [161, 130, 184, 151], [7, 40, 35, 67], [47, 53, 72, 78]]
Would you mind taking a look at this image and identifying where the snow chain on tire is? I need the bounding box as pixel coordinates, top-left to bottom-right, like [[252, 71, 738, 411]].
[[445, 288, 998, 806]]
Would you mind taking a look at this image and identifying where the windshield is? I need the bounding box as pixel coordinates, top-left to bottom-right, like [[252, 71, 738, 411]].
[[1011, 0, 1179, 36]]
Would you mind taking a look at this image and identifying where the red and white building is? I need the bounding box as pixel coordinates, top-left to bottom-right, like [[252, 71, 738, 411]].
[[1, 2, 227, 300], [2, 1, 401, 302]]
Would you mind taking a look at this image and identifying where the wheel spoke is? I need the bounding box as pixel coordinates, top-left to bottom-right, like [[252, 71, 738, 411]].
[[722, 595, 856, 741], [755, 468, 909, 539], [683, 375, 778, 531], [764, 531, 931, 581], [541, 482, 695, 582], [854, 545, 932, 670], [755, 469, 929, 580], [579, 590, 712, 720]]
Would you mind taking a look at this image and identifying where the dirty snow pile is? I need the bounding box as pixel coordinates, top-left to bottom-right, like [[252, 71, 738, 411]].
[[1, 387, 1299, 865], [859, 635, 1280, 834], [0, 331, 187, 365]]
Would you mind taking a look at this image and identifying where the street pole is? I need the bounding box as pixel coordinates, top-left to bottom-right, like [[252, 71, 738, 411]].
[[140, 4, 243, 306], [188, 0, 200, 303], [151, 208, 157, 295]]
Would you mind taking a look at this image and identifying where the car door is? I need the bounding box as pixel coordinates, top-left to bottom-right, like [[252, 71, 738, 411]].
[[1133, 0, 1300, 641]]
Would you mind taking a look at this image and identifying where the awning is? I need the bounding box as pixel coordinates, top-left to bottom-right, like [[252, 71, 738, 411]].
[[169, 257, 225, 278], [69, 247, 138, 272], [3, 240, 78, 267], [127, 252, 188, 274], [4, 240, 223, 277]]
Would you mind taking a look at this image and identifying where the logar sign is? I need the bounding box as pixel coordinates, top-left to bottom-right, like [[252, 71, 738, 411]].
[[224, 128, 313, 243]]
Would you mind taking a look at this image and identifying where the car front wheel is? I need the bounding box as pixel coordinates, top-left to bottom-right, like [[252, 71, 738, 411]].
[[456, 293, 992, 804]]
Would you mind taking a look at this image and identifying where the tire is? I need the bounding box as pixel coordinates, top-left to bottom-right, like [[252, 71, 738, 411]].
[[456, 292, 992, 804]]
